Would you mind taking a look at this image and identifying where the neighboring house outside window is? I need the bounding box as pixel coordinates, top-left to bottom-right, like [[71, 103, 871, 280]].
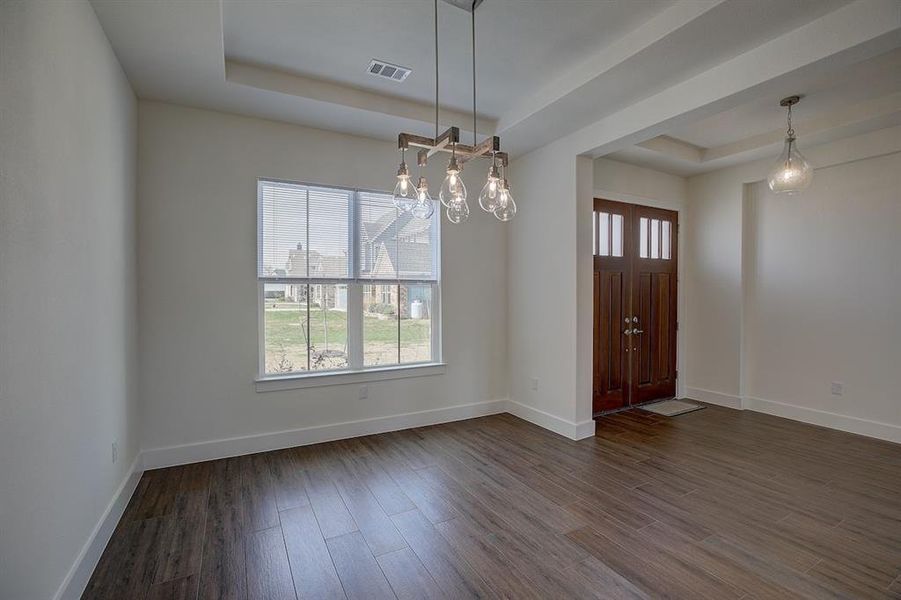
[[257, 179, 440, 377]]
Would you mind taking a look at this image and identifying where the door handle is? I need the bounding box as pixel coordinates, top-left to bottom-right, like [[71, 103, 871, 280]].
[[633, 329, 644, 334], [623, 329, 633, 336]]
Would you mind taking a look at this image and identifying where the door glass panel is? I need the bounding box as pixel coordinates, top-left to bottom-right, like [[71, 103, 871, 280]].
[[593, 212, 598, 255], [662, 221, 671, 260], [639, 217, 648, 258], [598, 212, 610, 256], [650, 219, 660, 259], [612, 214, 624, 257]]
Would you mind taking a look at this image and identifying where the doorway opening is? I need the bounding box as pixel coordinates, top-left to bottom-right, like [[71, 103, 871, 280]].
[[593, 198, 678, 415]]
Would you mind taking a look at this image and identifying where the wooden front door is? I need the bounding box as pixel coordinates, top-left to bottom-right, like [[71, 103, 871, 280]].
[[593, 199, 678, 414]]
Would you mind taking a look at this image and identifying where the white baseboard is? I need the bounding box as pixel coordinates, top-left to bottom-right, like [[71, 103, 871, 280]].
[[142, 399, 508, 469], [744, 396, 901, 444], [54, 454, 144, 600], [58, 397, 589, 598], [684, 387, 744, 410], [52, 392, 899, 600], [506, 400, 596, 440], [574, 418, 598, 440]]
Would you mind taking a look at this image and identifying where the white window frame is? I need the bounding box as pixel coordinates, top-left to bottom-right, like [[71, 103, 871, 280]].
[[255, 178, 443, 391]]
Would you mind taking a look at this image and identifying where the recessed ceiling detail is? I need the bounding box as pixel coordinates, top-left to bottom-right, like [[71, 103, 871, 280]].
[[88, 0, 900, 163], [605, 47, 901, 176], [440, 0, 484, 13]]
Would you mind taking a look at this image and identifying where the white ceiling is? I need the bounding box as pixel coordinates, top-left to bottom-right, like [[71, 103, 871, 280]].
[[668, 48, 901, 148], [606, 47, 901, 176], [223, 0, 673, 120], [89, 0, 901, 169]]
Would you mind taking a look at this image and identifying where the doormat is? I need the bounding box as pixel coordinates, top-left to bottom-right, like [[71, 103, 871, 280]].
[[640, 399, 705, 417]]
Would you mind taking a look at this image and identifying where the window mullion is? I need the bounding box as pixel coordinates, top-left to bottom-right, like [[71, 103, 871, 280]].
[[306, 283, 311, 371], [258, 281, 266, 377], [348, 283, 363, 369], [349, 190, 363, 369], [431, 283, 441, 363]]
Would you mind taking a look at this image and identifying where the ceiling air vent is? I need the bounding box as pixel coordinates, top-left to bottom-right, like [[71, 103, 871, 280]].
[[367, 59, 412, 82]]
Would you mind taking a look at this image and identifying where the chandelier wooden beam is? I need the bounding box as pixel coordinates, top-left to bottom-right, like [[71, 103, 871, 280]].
[[398, 128, 508, 167]]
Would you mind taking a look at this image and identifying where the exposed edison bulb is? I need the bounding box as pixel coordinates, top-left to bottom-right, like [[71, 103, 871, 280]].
[[494, 180, 516, 222], [439, 156, 467, 207], [446, 196, 470, 224], [478, 164, 501, 213], [767, 136, 812, 194], [411, 177, 435, 219], [393, 161, 416, 212]]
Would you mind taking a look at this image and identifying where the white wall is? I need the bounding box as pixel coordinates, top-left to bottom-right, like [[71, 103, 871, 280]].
[[506, 140, 595, 437], [684, 168, 745, 403], [0, 2, 139, 599], [685, 125, 901, 440], [506, 152, 690, 436], [137, 102, 508, 456], [743, 154, 901, 436], [593, 157, 688, 211]]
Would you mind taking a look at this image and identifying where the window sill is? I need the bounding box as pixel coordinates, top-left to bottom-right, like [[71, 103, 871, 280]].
[[255, 363, 446, 392]]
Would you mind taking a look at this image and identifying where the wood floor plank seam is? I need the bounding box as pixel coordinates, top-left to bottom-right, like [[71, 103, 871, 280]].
[[84, 409, 901, 600]]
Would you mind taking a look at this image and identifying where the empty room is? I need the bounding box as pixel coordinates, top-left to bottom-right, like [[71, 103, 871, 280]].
[[3, 0, 901, 598]]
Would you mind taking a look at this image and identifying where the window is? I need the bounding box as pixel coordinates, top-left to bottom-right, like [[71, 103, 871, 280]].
[[593, 210, 624, 257], [638, 217, 672, 260], [258, 179, 440, 378]]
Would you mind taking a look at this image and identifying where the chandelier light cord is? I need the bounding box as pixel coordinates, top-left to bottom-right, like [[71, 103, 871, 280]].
[[472, 0, 477, 145], [434, 0, 439, 139], [392, 0, 515, 222]]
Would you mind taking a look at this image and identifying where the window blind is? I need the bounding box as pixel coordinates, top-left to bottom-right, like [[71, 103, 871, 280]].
[[258, 180, 438, 283]]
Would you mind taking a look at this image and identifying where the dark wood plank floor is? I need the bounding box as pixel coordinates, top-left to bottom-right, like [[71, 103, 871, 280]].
[[84, 405, 901, 599]]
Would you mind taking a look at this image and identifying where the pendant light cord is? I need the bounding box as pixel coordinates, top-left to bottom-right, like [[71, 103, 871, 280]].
[[472, 0, 477, 145], [786, 104, 794, 138], [434, 0, 439, 139]]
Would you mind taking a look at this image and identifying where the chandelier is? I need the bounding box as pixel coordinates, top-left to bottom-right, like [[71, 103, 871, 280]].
[[392, 0, 516, 223], [767, 95, 813, 194]]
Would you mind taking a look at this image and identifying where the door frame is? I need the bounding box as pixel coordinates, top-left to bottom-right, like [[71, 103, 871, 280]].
[[590, 194, 684, 415]]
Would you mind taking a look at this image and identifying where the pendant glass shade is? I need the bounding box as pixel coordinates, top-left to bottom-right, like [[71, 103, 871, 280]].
[[446, 198, 470, 224], [411, 178, 435, 219], [478, 164, 501, 213], [390, 0, 517, 226], [393, 162, 416, 212], [439, 156, 466, 207], [767, 136, 812, 194], [494, 181, 516, 222]]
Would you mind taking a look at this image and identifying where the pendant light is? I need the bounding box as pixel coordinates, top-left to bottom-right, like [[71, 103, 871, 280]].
[[767, 95, 813, 194], [392, 0, 515, 224], [478, 157, 501, 212], [410, 149, 435, 219], [393, 147, 416, 211], [411, 176, 435, 219], [493, 163, 516, 221], [439, 150, 467, 209]]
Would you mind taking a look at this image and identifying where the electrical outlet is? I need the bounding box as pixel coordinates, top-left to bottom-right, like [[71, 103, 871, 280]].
[[359, 385, 368, 399], [530, 377, 539, 391], [831, 382, 844, 396], [111, 441, 119, 464]]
